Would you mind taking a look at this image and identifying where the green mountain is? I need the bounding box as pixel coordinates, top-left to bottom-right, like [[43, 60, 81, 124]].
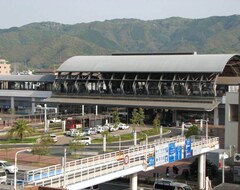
[[0, 15, 240, 69]]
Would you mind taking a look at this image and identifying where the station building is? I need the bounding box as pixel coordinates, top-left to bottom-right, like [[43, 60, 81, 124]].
[[0, 53, 239, 150]]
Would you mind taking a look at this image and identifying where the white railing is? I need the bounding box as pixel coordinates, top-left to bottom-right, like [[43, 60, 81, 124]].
[[23, 136, 219, 188]]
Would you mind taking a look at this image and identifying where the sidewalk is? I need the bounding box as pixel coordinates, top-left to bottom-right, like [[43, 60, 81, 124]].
[[0, 147, 67, 170]]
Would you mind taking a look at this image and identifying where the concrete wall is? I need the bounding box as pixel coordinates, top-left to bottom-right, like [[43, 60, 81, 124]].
[[225, 92, 239, 149]]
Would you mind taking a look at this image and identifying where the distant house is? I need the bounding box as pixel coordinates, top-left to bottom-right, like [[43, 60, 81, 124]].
[[0, 58, 11, 75]]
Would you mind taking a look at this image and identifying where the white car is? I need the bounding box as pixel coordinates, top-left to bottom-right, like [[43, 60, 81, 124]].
[[118, 123, 130, 130], [184, 122, 193, 128], [49, 118, 62, 123], [50, 134, 57, 142], [72, 136, 91, 146], [0, 160, 18, 174], [109, 124, 119, 132], [66, 129, 83, 137], [96, 125, 104, 133], [0, 169, 7, 184]]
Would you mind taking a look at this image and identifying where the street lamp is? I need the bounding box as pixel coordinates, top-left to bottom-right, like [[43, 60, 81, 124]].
[[141, 132, 148, 146], [195, 118, 209, 140], [114, 134, 121, 151], [14, 149, 32, 190]]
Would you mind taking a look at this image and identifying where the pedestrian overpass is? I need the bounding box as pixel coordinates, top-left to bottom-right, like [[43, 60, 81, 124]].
[[22, 136, 219, 190]]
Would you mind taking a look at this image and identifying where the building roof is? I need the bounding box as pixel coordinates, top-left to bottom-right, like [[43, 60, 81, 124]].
[[57, 54, 239, 73], [0, 90, 52, 98], [0, 75, 56, 82]]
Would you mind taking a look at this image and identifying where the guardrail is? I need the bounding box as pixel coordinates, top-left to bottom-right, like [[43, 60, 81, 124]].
[[23, 136, 219, 188]]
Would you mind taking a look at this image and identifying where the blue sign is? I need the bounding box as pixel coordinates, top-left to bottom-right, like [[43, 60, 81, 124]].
[[175, 146, 182, 160], [168, 142, 176, 163], [148, 156, 155, 167], [185, 139, 192, 158]]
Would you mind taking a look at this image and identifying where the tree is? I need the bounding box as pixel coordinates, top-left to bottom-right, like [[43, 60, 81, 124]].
[[130, 108, 145, 131], [69, 135, 84, 158], [32, 134, 55, 159], [185, 125, 199, 138], [113, 111, 120, 130], [7, 119, 34, 141], [153, 116, 161, 132]]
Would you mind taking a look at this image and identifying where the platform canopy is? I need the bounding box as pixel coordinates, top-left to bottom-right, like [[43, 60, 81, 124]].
[[57, 54, 240, 73]]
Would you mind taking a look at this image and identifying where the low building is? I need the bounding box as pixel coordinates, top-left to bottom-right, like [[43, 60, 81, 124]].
[[0, 58, 11, 75]]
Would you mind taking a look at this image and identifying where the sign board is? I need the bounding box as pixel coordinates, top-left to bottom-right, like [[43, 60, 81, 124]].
[[148, 156, 155, 167], [169, 142, 176, 163], [155, 143, 169, 166], [185, 139, 192, 158], [175, 146, 182, 161]]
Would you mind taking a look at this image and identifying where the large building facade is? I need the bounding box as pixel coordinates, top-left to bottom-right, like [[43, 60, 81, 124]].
[[0, 53, 240, 150]]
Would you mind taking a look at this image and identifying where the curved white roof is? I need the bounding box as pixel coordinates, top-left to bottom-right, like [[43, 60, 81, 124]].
[[57, 54, 239, 73]]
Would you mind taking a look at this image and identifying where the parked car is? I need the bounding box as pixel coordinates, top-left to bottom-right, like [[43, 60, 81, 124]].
[[102, 123, 113, 131], [0, 169, 7, 184], [96, 125, 104, 133], [50, 134, 57, 142], [109, 124, 119, 132], [184, 122, 193, 128], [66, 129, 83, 137], [49, 118, 62, 123], [0, 160, 18, 174], [161, 121, 173, 127], [72, 136, 92, 146], [118, 123, 130, 130]]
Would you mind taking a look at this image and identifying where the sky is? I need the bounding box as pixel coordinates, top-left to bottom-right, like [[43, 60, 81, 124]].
[[0, 0, 239, 29]]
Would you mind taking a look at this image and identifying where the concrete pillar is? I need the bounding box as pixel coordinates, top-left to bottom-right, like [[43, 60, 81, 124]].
[[214, 107, 219, 126], [172, 110, 177, 123], [95, 105, 98, 115], [10, 96, 14, 110], [62, 120, 66, 133], [103, 135, 106, 152], [130, 173, 138, 190], [198, 154, 206, 190], [31, 97, 35, 114], [133, 130, 137, 146], [82, 105, 85, 116], [160, 125, 163, 139]]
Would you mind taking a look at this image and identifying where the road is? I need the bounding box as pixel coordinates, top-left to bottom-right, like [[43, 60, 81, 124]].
[[49, 127, 183, 157]]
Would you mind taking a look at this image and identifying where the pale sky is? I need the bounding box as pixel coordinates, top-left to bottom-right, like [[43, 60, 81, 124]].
[[0, 0, 239, 29]]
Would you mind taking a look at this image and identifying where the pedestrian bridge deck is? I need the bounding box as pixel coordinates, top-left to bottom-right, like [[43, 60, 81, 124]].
[[23, 136, 219, 190]]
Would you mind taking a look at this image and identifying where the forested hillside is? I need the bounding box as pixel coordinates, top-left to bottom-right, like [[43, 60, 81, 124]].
[[0, 15, 239, 69]]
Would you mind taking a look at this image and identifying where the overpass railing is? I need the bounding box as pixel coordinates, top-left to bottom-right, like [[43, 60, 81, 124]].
[[24, 136, 219, 188]]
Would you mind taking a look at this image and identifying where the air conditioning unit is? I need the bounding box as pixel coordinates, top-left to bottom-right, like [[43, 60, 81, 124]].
[[234, 153, 240, 162]]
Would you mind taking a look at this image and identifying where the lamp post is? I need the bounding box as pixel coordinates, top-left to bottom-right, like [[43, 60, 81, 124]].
[[195, 118, 209, 140], [114, 134, 121, 151], [141, 132, 148, 146], [14, 149, 32, 190]]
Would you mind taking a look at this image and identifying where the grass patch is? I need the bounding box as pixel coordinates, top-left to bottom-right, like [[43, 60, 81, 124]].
[[92, 127, 168, 144], [0, 137, 37, 144]]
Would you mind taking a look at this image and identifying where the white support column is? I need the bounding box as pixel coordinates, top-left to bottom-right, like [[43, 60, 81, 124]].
[[10, 96, 14, 110], [134, 130, 137, 146], [198, 154, 206, 190], [31, 97, 35, 114], [95, 105, 98, 115], [214, 107, 219, 126], [103, 135, 106, 152], [172, 110, 177, 123], [82, 105, 85, 116], [160, 125, 163, 139], [130, 173, 138, 190], [181, 122, 185, 136], [44, 104, 47, 133]]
